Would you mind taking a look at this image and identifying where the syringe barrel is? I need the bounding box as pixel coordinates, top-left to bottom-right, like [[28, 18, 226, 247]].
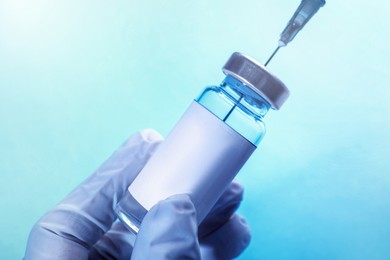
[[279, 0, 326, 46]]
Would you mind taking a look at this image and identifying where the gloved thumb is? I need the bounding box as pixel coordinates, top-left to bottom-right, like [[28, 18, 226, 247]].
[[131, 194, 201, 260]]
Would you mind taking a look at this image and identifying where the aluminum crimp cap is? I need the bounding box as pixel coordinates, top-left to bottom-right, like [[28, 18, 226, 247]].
[[222, 52, 290, 110]]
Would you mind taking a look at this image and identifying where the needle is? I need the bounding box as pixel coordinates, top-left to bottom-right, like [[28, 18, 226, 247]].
[[264, 46, 280, 66]]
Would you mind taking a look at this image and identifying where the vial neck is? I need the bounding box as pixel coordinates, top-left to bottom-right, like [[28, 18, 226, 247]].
[[221, 75, 271, 119]]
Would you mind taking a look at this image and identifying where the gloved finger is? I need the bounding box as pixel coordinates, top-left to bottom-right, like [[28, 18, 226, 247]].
[[89, 221, 134, 260], [25, 223, 90, 259], [90, 181, 245, 259], [131, 194, 201, 260], [200, 214, 251, 260], [198, 181, 243, 238], [89, 181, 244, 260], [29, 130, 163, 252]]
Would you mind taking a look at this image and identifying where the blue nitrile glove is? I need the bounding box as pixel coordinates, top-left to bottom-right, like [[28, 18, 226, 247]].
[[25, 129, 251, 260]]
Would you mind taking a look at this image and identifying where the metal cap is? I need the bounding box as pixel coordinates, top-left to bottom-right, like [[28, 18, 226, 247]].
[[222, 52, 290, 110]]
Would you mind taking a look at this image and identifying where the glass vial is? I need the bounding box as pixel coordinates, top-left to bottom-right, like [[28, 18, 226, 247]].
[[116, 52, 289, 236]]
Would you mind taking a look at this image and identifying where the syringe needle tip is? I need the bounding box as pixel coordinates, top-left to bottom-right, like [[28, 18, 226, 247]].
[[264, 46, 280, 67]]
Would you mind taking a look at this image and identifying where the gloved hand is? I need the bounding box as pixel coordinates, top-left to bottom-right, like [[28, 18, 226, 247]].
[[25, 129, 251, 260]]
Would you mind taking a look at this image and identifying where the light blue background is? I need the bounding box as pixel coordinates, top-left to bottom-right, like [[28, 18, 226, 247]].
[[1, 0, 389, 259]]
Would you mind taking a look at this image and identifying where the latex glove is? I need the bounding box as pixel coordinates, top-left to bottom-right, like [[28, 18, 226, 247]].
[[25, 129, 251, 260], [132, 190, 250, 260]]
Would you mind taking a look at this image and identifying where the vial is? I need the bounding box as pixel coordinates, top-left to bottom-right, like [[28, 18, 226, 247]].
[[115, 52, 289, 237]]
